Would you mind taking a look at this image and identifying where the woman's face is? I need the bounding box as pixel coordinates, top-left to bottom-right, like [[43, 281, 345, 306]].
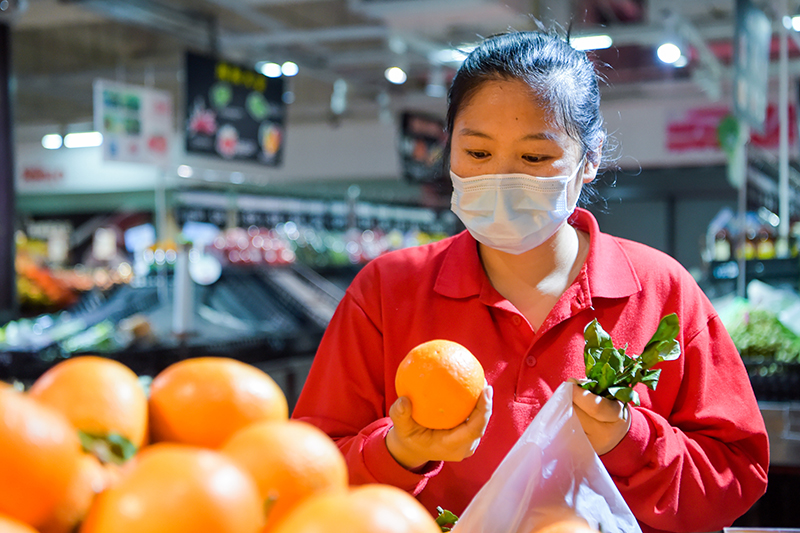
[[449, 78, 598, 200]]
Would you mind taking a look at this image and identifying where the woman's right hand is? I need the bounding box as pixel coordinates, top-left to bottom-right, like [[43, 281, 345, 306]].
[[385, 385, 493, 471]]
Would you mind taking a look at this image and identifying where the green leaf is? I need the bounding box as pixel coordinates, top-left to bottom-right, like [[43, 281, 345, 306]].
[[640, 368, 662, 390], [647, 313, 680, 346], [595, 362, 618, 392], [584, 349, 597, 376], [436, 507, 459, 532], [78, 430, 138, 465], [584, 319, 614, 350], [608, 386, 638, 405]]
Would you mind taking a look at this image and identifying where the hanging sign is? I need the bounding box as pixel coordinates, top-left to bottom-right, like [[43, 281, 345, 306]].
[[733, 0, 772, 132], [184, 52, 285, 166], [93, 79, 174, 167], [399, 111, 447, 184]]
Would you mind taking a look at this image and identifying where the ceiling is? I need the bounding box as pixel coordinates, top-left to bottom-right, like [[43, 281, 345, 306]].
[[5, 0, 800, 133]]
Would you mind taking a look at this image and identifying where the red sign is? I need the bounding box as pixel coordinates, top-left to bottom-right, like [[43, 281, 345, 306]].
[[666, 104, 797, 152], [22, 166, 64, 182]]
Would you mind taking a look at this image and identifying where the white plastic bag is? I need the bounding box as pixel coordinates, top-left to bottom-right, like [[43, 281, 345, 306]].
[[452, 382, 642, 533]]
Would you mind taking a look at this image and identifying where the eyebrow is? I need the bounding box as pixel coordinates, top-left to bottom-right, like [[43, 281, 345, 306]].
[[457, 128, 559, 142]]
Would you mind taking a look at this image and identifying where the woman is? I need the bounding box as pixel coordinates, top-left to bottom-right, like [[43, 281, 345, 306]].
[[292, 30, 769, 533]]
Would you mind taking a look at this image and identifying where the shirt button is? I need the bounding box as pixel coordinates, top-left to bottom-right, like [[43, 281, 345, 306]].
[[512, 316, 521, 325], [525, 355, 537, 367]]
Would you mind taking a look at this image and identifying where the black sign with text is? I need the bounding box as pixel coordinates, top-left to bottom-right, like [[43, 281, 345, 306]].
[[185, 52, 285, 165], [399, 111, 447, 184]]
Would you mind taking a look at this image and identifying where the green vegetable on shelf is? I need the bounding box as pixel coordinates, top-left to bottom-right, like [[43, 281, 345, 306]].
[[575, 313, 681, 406]]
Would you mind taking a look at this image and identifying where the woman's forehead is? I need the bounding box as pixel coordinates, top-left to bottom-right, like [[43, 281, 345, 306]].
[[453, 79, 567, 139]]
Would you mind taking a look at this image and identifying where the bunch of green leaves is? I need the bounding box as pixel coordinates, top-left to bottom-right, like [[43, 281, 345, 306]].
[[575, 313, 681, 406]]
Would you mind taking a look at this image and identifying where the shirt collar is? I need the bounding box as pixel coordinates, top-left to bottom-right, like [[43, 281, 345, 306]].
[[434, 208, 641, 300]]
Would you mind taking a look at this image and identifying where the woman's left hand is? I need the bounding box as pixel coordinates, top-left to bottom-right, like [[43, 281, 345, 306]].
[[571, 383, 632, 455]]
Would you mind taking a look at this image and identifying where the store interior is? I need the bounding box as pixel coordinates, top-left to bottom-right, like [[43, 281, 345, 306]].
[[3, 0, 800, 527]]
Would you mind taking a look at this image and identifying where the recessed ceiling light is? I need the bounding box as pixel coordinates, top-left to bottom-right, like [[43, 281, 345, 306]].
[[384, 67, 407, 85], [41, 134, 63, 150], [657, 43, 682, 64]]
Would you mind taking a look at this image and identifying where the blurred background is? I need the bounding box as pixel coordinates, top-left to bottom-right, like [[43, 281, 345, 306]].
[[2, 0, 800, 525]]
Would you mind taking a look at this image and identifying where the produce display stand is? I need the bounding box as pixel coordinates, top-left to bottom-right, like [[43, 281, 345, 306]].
[[0, 264, 346, 407]]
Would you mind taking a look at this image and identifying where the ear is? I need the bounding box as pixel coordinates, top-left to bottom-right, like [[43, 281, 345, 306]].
[[581, 143, 603, 184]]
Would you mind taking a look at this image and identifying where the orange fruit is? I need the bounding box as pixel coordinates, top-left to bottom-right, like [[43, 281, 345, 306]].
[[28, 356, 148, 460], [349, 484, 441, 533], [0, 387, 85, 530], [0, 514, 40, 533], [148, 357, 288, 449], [38, 454, 107, 533], [395, 339, 485, 429], [532, 517, 598, 533], [271, 484, 440, 533], [221, 419, 348, 532], [79, 443, 264, 533]]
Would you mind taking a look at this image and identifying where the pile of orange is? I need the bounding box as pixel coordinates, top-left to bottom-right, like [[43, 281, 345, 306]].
[[0, 354, 444, 533]]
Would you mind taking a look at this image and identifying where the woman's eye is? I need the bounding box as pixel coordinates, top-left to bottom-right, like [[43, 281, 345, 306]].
[[467, 150, 489, 159], [523, 155, 543, 163]]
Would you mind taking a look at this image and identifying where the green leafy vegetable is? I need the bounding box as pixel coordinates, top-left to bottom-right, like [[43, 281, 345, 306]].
[[436, 507, 459, 532], [575, 314, 681, 406]]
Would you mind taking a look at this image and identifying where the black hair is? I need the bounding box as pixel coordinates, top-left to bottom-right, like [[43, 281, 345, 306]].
[[444, 30, 611, 206]]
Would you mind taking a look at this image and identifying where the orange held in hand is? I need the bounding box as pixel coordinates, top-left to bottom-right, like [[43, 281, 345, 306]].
[[395, 339, 485, 430], [148, 357, 289, 449], [221, 419, 348, 532]]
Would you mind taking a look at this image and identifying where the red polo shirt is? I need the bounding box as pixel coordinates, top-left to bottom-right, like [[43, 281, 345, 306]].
[[292, 208, 769, 533]]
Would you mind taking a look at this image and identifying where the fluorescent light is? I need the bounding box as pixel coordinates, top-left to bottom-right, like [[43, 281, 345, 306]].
[[430, 47, 472, 64], [177, 165, 193, 178], [384, 66, 407, 85], [792, 15, 800, 31], [281, 61, 298, 77], [63, 131, 103, 148], [657, 43, 682, 64], [41, 134, 63, 150], [571, 34, 613, 51], [257, 61, 282, 78]]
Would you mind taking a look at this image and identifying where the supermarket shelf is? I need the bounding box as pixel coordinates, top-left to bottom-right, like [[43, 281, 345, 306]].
[[0, 265, 344, 382]]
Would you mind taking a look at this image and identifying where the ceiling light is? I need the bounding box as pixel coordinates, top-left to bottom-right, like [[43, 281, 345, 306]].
[[281, 61, 299, 77], [177, 165, 193, 178], [41, 134, 62, 150], [384, 67, 407, 85], [430, 47, 473, 64], [657, 43, 682, 64], [792, 15, 800, 31], [571, 35, 613, 51], [63, 131, 103, 148], [257, 61, 282, 78]]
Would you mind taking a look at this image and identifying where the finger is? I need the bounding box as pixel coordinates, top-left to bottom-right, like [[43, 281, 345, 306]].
[[572, 386, 625, 422], [388, 396, 416, 432], [464, 385, 493, 435]]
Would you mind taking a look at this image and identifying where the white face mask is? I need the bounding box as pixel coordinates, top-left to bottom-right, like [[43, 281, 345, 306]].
[[450, 159, 584, 254]]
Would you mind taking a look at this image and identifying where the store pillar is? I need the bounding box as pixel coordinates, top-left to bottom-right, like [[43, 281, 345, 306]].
[[0, 22, 14, 322]]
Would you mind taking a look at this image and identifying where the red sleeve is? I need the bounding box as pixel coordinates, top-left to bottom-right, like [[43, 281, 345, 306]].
[[601, 315, 769, 533], [291, 278, 443, 493]]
